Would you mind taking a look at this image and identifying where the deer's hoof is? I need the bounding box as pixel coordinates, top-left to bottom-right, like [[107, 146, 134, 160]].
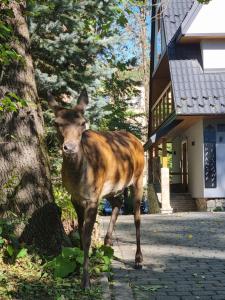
[[104, 237, 113, 247]]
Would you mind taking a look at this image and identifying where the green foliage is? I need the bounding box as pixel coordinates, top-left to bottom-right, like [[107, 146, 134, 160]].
[[0, 237, 103, 300], [0, 219, 15, 250], [98, 67, 144, 139], [33, 1, 144, 222], [28, 0, 128, 96], [45, 245, 114, 279], [16, 248, 28, 259], [0, 16, 22, 66], [0, 226, 4, 248], [0, 93, 28, 113], [6, 245, 28, 260], [0, 219, 28, 263], [45, 247, 84, 278], [90, 245, 114, 275], [28, 0, 143, 130], [131, 283, 164, 294], [53, 185, 76, 220], [0, 219, 108, 298], [213, 206, 224, 212], [197, 0, 211, 3], [0, 4, 24, 66], [0, 5, 26, 114]]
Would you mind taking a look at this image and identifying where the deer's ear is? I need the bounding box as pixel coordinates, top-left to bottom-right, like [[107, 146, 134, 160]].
[[47, 92, 62, 114], [77, 89, 89, 111]]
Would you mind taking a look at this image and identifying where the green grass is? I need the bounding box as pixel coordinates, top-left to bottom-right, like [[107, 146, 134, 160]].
[[0, 218, 113, 300], [0, 250, 103, 300]]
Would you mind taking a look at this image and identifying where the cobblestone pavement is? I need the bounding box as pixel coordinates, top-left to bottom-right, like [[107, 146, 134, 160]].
[[101, 212, 225, 300]]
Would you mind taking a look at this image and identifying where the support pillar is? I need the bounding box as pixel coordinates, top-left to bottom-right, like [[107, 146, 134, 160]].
[[161, 139, 173, 214]]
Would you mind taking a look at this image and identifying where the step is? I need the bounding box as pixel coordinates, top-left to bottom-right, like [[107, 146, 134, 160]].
[[170, 193, 197, 212], [155, 192, 197, 212], [171, 193, 192, 200]]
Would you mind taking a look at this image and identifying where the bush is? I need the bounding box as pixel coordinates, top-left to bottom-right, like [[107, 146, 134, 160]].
[[53, 185, 76, 221], [45, 245, 114, 278]]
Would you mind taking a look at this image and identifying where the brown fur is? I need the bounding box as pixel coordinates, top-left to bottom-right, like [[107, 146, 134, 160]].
[[49, 91, 144, 289]]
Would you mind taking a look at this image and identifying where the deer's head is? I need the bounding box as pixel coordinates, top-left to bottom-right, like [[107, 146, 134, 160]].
[[49, 89, 89, 155]]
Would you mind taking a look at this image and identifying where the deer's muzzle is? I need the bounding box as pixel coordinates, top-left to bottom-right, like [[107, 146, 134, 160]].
[[63, 142, 79, 154]]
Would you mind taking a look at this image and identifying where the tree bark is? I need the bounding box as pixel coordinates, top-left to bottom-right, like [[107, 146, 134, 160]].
[[139, 5, 150, 119], [0, 1, 69, 255]]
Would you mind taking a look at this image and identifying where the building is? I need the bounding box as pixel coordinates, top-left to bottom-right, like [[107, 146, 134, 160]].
[[147, 0, 225, 212]]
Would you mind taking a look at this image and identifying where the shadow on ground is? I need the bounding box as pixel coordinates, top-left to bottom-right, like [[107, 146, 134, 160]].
[[102, 213, 225, 300]]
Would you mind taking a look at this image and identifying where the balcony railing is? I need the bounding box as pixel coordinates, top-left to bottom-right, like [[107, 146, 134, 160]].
[[151, 83, 174, 131]]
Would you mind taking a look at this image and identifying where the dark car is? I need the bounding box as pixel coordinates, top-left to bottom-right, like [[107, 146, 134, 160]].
[[140, 199, 149, 214], [102, 198, 149, 215], [102, 199, 124, 216], [102, 199, 112, 216]]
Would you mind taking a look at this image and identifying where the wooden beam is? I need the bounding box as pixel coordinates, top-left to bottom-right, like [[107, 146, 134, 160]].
[[162, 138, 168, 168]]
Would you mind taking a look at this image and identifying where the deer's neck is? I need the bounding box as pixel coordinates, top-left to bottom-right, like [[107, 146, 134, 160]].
[[62, 145, 86, 187]]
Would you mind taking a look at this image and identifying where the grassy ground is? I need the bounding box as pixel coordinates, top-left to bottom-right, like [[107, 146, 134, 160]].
[[0, 208, 112, 299], [0, 250, 103, 300]]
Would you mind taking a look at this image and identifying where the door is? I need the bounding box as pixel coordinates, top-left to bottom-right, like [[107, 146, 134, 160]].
[[181, 140, 188, 191]]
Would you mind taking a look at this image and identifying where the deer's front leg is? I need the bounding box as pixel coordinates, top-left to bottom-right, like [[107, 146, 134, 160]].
[[72, 200, 84, 249], [82, 200, 98, 289]]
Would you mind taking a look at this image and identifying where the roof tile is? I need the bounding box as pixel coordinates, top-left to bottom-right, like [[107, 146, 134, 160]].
[[162, 0, 225, 115]]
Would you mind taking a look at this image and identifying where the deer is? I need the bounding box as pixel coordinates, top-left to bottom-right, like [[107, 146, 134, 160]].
[[48, 89, 145, 289]]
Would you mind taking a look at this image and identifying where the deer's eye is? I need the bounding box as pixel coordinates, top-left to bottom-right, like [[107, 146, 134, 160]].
[[81, 121, 86, 126]]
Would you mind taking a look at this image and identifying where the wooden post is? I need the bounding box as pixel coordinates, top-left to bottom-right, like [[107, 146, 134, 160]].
[[148, 148, 153, 183], [162, 138, 168, 168], [160, 138, 173, 214]]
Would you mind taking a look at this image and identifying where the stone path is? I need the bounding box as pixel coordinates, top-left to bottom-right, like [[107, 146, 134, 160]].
[[101, 212, 225, 300]]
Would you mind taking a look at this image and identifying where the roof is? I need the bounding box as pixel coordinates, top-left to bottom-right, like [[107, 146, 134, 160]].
[[162, 0, 225, 115]]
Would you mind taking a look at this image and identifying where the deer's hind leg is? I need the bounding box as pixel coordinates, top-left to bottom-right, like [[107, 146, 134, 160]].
[[104, 195, 123, 246], [131, 175, 143, 269]]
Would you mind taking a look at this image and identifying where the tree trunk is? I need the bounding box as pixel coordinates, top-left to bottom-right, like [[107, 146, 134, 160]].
[[0, 1, 69, 255], [139, 5, 150, 119]]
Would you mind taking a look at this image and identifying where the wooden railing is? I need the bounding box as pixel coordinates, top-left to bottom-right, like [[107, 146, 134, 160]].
[[151, 83, 174, 131]]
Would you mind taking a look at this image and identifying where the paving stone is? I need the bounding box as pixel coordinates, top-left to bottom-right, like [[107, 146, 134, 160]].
[[180, 297, 199, 300], [192, 290, 215, 296], [168, 291, 193, 296], [101, 213, 225, 300], [155, 296, 180, 300]]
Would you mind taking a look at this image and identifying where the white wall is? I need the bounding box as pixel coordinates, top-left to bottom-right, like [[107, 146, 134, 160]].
[[183, 121, 204, 198], [204, 120, 225, 198], [186, 0, 225, 35], [201, 41, 225, 71], [172, 119, 225, 199]]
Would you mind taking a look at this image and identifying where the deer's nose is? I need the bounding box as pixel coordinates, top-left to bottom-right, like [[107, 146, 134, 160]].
[[63, 142, 78, 153]]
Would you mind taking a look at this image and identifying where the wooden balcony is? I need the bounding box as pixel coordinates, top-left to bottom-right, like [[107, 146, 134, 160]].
[[151, 83, 174, 131]]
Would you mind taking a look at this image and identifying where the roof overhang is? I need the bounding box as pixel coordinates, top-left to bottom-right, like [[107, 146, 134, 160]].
[[177, 0, 225, 43], [178, 34, 225, 44], [180, 2, 202, 36], [144, 114, 182, 150]]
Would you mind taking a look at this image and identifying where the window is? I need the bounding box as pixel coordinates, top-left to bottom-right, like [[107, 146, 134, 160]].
[[217, 124, 225, 132], [201, 41, 225, 72], [154, 3, 166, 69]]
